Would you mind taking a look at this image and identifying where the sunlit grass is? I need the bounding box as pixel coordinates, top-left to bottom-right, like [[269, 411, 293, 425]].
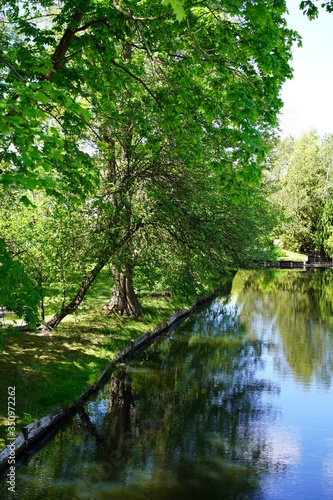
[[0, 270, 194, 450], [277, 249, 307, 261]]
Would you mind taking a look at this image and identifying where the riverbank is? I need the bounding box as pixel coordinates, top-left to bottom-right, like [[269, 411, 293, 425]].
[[0, 269, 224, 455], [0, 299, 190, 451]]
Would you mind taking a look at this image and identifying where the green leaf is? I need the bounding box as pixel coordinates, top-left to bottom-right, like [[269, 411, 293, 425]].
[[19, 195, 35, 207], [163, 0, 185, 22], [36, 91, 49, 104]]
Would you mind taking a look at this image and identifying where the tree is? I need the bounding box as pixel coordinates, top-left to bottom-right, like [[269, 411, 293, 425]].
[[0, 189, 102, 324], [269, 132, 333, 254], [0, 238, 41, 327], [300, 0, 333, 19], [315, 199, 333, 256], [272, 131, 326, 252], [0, 0, 297, 327]]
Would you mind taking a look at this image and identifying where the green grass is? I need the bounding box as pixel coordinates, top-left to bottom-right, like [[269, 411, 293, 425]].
[[277, 249, 307, 262], [0, 270, 195, 450]]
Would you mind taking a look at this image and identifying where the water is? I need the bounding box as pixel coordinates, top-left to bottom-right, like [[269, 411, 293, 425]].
[[1, 269, 333, 499]]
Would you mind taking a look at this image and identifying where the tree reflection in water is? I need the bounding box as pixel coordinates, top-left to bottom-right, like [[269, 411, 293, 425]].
[[233, 269, 333, 386]]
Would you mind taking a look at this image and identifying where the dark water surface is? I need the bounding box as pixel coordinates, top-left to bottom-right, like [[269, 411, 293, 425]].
[[1, 269, 333, 499]]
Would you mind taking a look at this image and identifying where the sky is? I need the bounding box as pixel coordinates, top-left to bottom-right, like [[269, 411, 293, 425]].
[[279, 1, 333, 138]]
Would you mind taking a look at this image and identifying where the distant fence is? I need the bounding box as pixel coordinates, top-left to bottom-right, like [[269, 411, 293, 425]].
[[261, 260, 306, 269], [255, 254, 333, 270], [307, 254, 332, 264], [277, 260, 305, 268]]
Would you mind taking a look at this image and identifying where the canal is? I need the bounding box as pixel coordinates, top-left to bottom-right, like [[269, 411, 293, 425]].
[[1, 269, 333, 499]]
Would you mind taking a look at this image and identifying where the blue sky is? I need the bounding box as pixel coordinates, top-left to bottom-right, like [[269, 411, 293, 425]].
[[279, 1, 333, 137]]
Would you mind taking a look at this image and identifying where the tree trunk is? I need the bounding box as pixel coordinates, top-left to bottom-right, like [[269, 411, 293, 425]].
[[101, 40, 142, 318], [45, 258, 106, 329], [40, 300, 45, 322], [102, 264, 142, 317]]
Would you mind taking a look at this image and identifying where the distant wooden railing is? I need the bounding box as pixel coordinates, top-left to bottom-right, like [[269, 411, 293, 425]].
[[254, 255, 333, 269], [307, 254, 332, 263], [261, 260, 306, 269]]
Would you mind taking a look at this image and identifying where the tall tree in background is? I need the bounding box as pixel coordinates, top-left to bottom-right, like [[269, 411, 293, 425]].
[[280, 130, 324, 252], [315, 135, 333, 256], [269, 131, 333, 254]]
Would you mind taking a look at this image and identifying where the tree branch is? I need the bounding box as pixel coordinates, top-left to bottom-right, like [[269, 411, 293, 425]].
[[96, 44, 163, 110], [43, 0, 90, 82], [0, 54, 25, 82]]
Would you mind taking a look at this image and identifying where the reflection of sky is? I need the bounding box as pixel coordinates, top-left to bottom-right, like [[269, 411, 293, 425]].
[[260, 426, 302, 499], [229, 276, 333, 499], [86, 397, 109, 430], [323, 440, 333, 499], [264, 426, 301, 468]]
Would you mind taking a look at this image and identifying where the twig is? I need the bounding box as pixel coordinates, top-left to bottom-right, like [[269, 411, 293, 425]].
[[0, 54, 25, 81]]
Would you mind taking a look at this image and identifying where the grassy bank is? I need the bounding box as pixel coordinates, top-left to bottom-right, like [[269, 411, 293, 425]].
[[0, 270, 196, 450]]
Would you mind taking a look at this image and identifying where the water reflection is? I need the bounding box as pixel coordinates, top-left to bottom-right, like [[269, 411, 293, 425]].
[[1, 270, 333, 499], [323, 440, 333, 499], [233, 270, 333, 386]]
